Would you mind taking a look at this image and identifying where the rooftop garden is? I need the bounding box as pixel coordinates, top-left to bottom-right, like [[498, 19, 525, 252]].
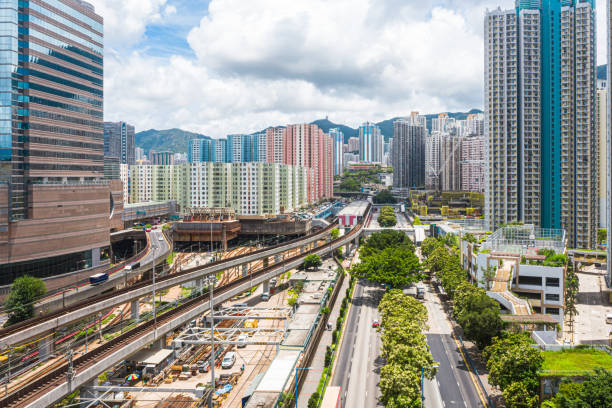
[[520, 249, 566, 267], [540, 348, 612, 377]]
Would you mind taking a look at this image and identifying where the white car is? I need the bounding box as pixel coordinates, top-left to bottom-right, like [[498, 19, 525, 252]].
[[221, 352, 236, 369], [158, 236, 164, 241], [237, 334, 248, 348]]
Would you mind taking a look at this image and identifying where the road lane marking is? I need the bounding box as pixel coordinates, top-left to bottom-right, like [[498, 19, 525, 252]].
[[452, 333, 488, 408]]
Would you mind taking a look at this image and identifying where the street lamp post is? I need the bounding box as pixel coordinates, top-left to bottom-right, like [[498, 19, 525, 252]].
[[421, 365, 439, 407]]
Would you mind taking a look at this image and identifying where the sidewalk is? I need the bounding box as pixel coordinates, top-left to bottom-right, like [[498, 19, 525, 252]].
[[296, 266, 350, 407]]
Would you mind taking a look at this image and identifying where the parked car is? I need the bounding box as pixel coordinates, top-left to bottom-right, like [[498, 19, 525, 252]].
[[221, 352, 236, 369], [237, 334, 248, 348], [372, 319, 380, 328]]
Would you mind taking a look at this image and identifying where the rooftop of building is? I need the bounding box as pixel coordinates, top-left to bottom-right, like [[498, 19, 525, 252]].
[[337, 200, 370, 217], [481, 224, 566, 256]]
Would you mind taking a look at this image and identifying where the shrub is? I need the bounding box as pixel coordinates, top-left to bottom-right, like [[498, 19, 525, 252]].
[[308, 392, 320, 408]]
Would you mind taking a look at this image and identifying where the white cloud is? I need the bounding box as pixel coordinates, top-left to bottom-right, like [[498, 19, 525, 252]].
[[88, 0, 168, 49], [100, 0, 608, 141]]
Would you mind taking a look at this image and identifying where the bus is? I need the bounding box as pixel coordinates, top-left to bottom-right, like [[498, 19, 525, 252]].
[[89, 273, 109, 285], [321, 386, 342, 408]]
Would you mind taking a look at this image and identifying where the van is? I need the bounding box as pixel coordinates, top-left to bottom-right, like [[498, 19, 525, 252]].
[[261, 292, 270, 301], [606, 314, 612, 324], [221, 352, 236, 369]]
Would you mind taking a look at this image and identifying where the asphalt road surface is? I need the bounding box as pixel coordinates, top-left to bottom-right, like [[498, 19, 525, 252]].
[[423, 283, 486, 408], [332, 279, 384, 407]]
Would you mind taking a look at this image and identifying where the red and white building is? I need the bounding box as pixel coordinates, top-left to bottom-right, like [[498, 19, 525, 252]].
[[283, 124, 333, 202]]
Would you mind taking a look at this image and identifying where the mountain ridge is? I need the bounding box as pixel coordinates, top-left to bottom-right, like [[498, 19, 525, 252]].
[[135, 109, 484, 152]]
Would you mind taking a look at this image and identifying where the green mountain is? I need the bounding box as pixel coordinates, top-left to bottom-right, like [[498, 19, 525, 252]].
[[135, 128, 209, 154], [310, 119, 358, 141]]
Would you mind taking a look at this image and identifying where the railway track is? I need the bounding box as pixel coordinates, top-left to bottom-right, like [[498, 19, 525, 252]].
[[0, 219, 364, 408], [0, 222, 338, 341]]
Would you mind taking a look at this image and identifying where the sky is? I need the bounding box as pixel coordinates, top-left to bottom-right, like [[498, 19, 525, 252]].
[[90, 0, 608, 138]]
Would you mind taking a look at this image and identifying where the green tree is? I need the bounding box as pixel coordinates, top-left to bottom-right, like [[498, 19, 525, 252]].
[[577, 367, 612, 408], [339, 177, 360, 191], [360, 230, 414, 258], [351, 247, 422, 288], [421, 237, 443, 258], [479, 265, 497, 290], [302, 254, 322, 270], [378, 206, 398, 227], [373, 189, 397, 204], [330, 228, 340, 240], [5, 275, 46, 326], [502, 381, 539, 408], [463, 232, 478, 244], [487, 341, 543, 392], [597, 228, 607, 244], [379, 363, 422, 408]]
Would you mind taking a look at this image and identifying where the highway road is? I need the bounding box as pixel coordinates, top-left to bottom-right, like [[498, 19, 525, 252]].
[[332, 279, 384, 407], [423, 283, 486, 408]]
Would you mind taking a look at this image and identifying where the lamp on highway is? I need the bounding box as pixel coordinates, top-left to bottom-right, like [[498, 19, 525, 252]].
[[421, 365, 439, 407]]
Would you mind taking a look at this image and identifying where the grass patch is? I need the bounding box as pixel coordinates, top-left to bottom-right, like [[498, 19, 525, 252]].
[[166, 251, 176, 265], [540, 348, 612, 376], [181, 287, 193, 298]]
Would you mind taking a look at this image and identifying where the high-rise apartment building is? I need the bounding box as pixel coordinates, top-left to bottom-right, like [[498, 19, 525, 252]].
[[347, 137, 359, 153], [330, 128, 344, 176], [135, 147, 145, 161], [440, 134, 463, 192], [425, 132, 442, 190], [104, 121, 135, 165], [597, 87, 607, 228], [485, 1, 597, 248], [607, 0, 612, 283], [466, 113, 485, 136], [358, 122, 383, 163], [461, 136, 485, 192], [150, 151, 174, 166], [0, 0, 110, 279], [283, 124, 333, 202], [265, 127, 285, 164], [392, 119, 425, 190]]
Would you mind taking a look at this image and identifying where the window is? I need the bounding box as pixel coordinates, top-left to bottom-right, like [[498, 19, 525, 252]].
[[546, 278, 560, 287], [545, 293, 560, 302], [518, 275, 542, 286], [545, 308, 560, 315]]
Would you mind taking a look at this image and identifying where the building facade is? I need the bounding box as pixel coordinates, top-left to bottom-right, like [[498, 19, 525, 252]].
[[461, 136, 485, 192], [485, 1, 597, 248], [104, 121, 135, 165], [392, 119, 425, 190], [358, 122, 383, 163], [150, 151, 174, 166], [130, 163, 308, 216], [330, 128, 344, 176], [425, 132, 442, 190], [597, 87, 607, 228], [0, 0, 110, 278]]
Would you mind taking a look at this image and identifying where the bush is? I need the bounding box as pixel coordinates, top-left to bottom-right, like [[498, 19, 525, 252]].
[[332, 330, 338, 343], [336, 318, 343, 331], [308, 392, 320, 408], [324, 346, 333, 367], [5, 275, 46, 326]]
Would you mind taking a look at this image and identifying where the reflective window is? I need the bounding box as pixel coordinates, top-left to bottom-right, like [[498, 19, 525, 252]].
[[19, 1, 102, 42], [19, 26, 101, 55], [23, 41, 102, 72], [26, 81, 102, 107], [18, 0, 102, 33], [28, 95, 102, 117], [21, 55, 102, 85]]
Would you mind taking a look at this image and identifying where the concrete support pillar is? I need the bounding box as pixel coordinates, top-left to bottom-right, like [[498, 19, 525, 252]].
[[300, 246, 305, 254], [38, 334, 55, 362], [131, 300, 140, 322], [196, 278, 203, 292], [263, 257, 269, 268], [275, 255, 282, 264], [133, 240, 139, 256], [242, 264, 248, 277], [91, 247, 101, 268], [354, 237, 359, 248], [155, 334, 167, 349], [345, 243, 350, 256], [222, 224, 228, 252], [262, 279, 270, 294]]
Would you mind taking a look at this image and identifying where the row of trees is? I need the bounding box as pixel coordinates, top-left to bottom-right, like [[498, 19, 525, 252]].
[[351, 230, 422, 289], [542, 368, 612, 408], [378, 206, 397, 227], [378, 289, 436, 408], [422, 236, 502, 349], [373, 189, 397, 204]]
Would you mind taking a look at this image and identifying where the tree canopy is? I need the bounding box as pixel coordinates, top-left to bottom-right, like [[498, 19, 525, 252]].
[[373, 189, 397, 204], [378, 206, 397, 227], [5, 275, 46, 326], [545, 368, 612, 408], [351, 246, 422, 288], [359, 229, 414, 258], [302, 254, 322, 270]]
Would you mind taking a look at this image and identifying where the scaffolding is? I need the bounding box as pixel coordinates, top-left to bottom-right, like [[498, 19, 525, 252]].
[[481, 224, 566, 255]]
